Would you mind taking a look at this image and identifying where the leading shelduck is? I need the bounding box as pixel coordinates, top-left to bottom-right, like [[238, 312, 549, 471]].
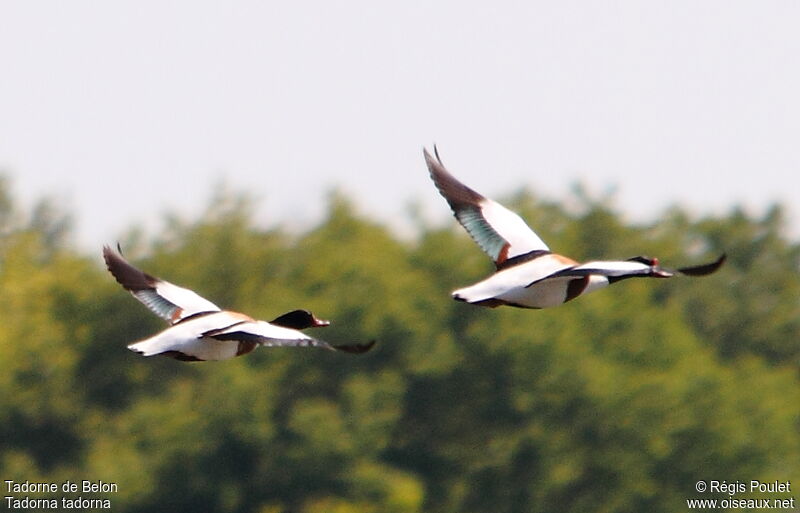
[[423, 147, 726, 309], [103, 245, 375, 361]]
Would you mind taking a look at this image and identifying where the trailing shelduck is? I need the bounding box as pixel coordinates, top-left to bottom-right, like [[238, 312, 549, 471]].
[[103, 245, 374, 361], [424, 147, 726, 309]]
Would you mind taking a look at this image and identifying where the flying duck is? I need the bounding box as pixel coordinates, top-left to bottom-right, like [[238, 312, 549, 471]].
[[423, 147, 726, 309], [103, 245, 375, 361]]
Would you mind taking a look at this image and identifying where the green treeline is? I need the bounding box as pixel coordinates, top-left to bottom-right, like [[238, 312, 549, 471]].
[[0, 178, 798, 512]]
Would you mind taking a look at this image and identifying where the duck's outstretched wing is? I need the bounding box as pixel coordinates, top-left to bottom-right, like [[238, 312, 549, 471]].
[[103, 245, 221, 324], [539, 260, 655, 280], [204, 320, 375, 354], [424, 146, 549, 268], [532, 254, 727, 284]]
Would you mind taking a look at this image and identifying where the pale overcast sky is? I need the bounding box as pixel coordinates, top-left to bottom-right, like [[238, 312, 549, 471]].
[[1, 1, 798, 248]]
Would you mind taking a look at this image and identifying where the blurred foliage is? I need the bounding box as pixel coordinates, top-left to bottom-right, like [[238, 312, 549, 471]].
[[0, 176, 798, 512]]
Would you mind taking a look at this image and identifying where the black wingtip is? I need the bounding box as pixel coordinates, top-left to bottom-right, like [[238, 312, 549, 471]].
[[677, 253, 727, 276], [101, 243, 124, 261], [332, 340, 376, 354], [103, 243, 157, 291], [423, 144, 443, 166]]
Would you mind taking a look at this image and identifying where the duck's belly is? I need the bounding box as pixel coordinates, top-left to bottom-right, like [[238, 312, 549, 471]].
[[501, 275, 610, 308], [455, 273, 610, 309], [497, 280, 571, 308], [173, 337, 242, 361], [129, 331, 243, 361]]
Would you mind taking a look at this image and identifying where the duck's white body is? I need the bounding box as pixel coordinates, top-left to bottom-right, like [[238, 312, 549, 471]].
[[451, 254, 658, 308], [454, 261, 611, 308], [126, 311, 326, 361], [104, 246, 373, 361], [128, 312, 249, 361], [424, 147, 725, 309]]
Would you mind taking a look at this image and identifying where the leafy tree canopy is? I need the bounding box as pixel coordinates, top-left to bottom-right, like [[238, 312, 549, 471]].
[[0, 176, 797, 512]]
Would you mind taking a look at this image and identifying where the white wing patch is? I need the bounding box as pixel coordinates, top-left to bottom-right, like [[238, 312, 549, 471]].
[[151, 281, 222, 323], [480, 199, 550, 258]]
